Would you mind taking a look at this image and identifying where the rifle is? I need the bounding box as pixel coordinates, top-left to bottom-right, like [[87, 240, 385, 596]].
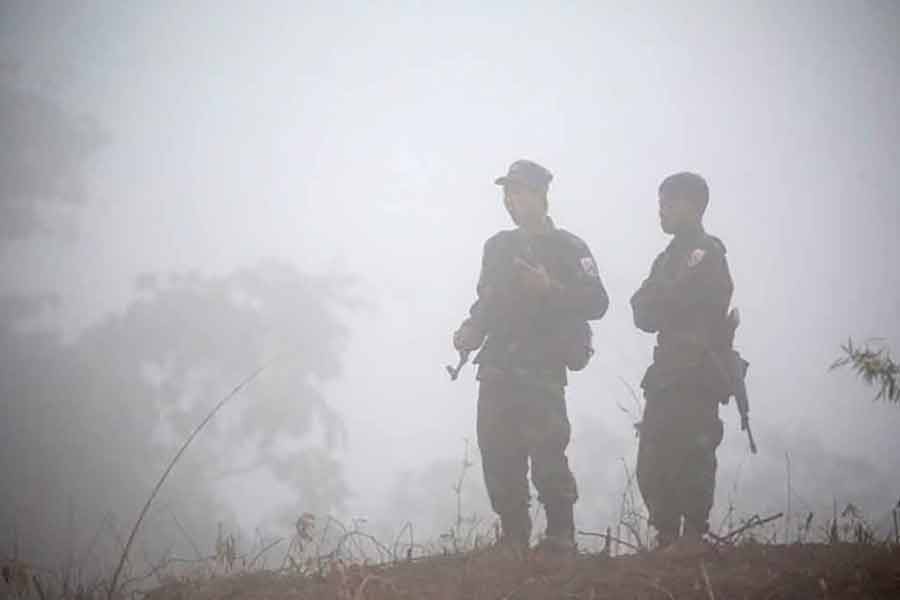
[[723, 309, 757, 454], [446, 349, 471, 381], [733, 353, 757, 454]]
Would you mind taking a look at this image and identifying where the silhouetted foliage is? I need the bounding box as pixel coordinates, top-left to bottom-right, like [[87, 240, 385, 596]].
[[831, 338, 900, 404], [0, 70, 107, 240], [0, 260, 354, 575]]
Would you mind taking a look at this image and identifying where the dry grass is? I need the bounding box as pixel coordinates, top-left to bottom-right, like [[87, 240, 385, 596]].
[[133, 542, 900, 600]]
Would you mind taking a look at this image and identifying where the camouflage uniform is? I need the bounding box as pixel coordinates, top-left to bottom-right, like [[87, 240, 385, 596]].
[[630, 226, 734, 540], [465, 222, 608, 546]]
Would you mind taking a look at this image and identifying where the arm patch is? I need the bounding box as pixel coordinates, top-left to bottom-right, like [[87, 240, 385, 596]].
[[687, 248, 707, 268], [580, 256, 599, 277]]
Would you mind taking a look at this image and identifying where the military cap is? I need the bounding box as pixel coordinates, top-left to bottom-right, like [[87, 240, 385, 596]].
[[494, 159, 553, 192]]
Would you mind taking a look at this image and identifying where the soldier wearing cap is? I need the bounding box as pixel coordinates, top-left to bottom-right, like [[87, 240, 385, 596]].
[[452, 159, 609, 555], [631, 172, 735, 548]]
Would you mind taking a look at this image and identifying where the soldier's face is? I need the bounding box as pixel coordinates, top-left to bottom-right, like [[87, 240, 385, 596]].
[[503, 183, 547, 226], [658, 191, 695, 234]]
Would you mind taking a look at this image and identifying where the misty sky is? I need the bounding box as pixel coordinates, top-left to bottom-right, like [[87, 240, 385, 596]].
[[2, 1, 899, 537]]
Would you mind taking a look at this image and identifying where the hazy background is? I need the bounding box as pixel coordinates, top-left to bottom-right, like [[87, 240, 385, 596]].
[[2, 0, 898, 573]]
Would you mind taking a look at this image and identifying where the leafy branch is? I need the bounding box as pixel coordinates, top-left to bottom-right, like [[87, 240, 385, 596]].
[[831, 338, 899, 403]]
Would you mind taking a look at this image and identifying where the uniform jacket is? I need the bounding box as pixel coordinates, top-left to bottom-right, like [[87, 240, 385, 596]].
[[631, 226, 734, 392], [466, 219, 608, 384]]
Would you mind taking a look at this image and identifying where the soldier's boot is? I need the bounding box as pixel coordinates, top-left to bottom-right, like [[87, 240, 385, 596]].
[[654, 529, 676, 549], [682, 517, 709, 539], [652, 518, 680, 550], [664, 519, 710, 559], [497, 509, 531, 559], [538, 501, 576, 555]]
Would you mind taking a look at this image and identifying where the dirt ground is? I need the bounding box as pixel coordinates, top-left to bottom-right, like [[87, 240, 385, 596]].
[[144, 542, 900, 600]]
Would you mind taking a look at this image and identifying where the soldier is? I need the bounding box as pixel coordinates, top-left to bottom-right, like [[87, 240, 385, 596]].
[[452, 159, 609, 555], [630, 172, 735, 548]]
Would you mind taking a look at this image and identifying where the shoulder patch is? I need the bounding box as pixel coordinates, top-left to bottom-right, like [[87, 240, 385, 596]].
[[580, 256, 599, 277], [687, 248, 706, 268]]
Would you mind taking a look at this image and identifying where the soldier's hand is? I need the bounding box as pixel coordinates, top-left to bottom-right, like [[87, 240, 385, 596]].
[[515, 258, 560, 297], [453, 321, 485, 352]]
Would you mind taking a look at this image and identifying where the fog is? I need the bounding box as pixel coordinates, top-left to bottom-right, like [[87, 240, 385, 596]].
[[2, 0, 899, 573]]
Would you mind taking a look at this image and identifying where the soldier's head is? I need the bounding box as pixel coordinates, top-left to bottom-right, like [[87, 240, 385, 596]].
[[658, 171, 709, 235], [495, 159, 552, 228]]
